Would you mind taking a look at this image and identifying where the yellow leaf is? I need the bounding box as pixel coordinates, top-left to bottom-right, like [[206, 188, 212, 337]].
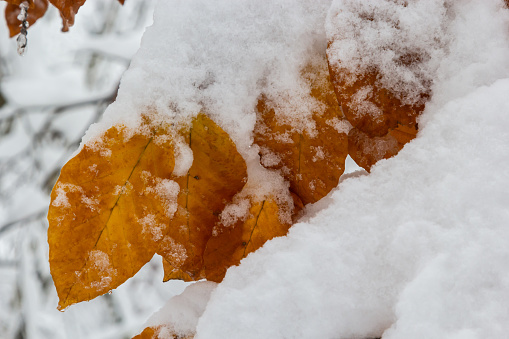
[[203, 194, 302, 282], [254, 60, 349, 205], [48, 113, 247, 309], [48, 120, 178, 310], [158, 114, 248, 282]]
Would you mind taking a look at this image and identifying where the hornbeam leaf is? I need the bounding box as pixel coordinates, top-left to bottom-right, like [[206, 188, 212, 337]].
[[48, 113, 247, 309], [158, 114, 248, 282], [48, 120, 178, 309], [203, 194, 302, 282]]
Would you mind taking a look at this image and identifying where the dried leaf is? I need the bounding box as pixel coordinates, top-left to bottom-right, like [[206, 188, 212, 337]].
[[254, 62, 349, 205], [5, 0, 49, 37], [49, 0, 86, 32], [158, 114, 248, 282], [133, 327, 157, 339], [203, 193, 302, 282], [327, 65, 424, 138], [348, 124, 418, 171], [327, 50, 425, 170], [132, 326, 194, 339], [48, 120, 179, 310]]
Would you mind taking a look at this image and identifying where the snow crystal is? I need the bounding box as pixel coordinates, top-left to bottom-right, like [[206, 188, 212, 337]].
[[218, 198, 251, 227], [138, 214, 164, 241], [258, 148, 281, 168], [172, 135, 193, 177], [80, 195, 99, 211], [310, 146, 325, 162], [88, 250, 117, 290], [326, 116, 352, 134], [144, 174, 180, 218], [52, 186, 71, 208], [51, 182, 83, 209], [159, 236, 187, 269]]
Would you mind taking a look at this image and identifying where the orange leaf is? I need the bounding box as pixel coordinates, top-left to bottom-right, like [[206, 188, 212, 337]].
[[49, 0, 85, 32], [348, 124, 418, 172], [254, 61, 349, 205], [158, 114, 248, 282], [5, 0, 49, 37], [132, 326, 194, 339], [48, 119, 180, 310], [327, 48, 426, 170], [203, 193, 302, 282]]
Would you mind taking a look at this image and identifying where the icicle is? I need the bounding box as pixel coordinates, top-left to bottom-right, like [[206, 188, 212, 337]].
[[17, 1, 29, 56]]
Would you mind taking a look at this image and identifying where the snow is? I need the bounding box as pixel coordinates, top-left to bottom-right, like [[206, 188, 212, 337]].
[[326, 0, 448, 106], [120, 0, 509, 338], [143, 281, 216, 338], [143, 174, 180, 218], [2, 0, 509, 337]]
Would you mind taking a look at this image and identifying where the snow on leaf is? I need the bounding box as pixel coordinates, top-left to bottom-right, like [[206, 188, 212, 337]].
[[325, 0, 439, 170], [48, 116, 178, 310], [48, 113, 248, 309], [203, 195, 302, 282], [254, 60, 349, 205], [158, 114, 248, 282], [348, 124, 418, 172]]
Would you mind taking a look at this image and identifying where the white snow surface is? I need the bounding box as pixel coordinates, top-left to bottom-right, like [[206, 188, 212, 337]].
[[122, 0, 509, 338], [84, 0, 333, 151]]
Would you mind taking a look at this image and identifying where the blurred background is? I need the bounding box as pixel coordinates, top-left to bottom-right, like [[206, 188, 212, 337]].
[[0, 1, 189, 338]]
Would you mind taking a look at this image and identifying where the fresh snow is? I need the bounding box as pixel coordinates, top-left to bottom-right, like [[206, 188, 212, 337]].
[[1, 0, 508, 337], [122, 0, 509, 338]]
